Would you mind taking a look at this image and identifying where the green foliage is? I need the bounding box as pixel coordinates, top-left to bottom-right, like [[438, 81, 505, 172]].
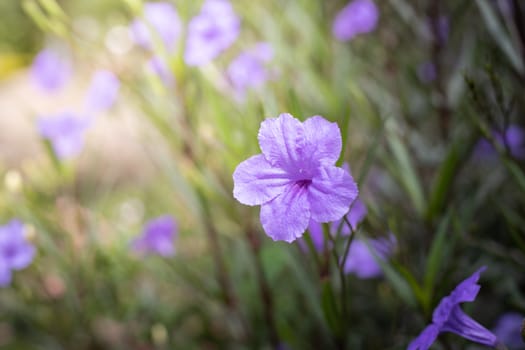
[[0, 0, 524, 349]]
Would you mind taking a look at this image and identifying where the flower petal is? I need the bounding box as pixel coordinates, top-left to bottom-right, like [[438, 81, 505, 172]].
[[343, 239, 383, 278], [233, 154, 292, 205], [260, 183, 310, 242], [442, 306, 498, 347], [0, 264, 12, 287], [9, 245, 36, 271], [407, 324, 440, 350], [308, 166, 359, 222], [257, 113, 306, 171], [450, 266, 486, 304], [303, 115, 342, 165]]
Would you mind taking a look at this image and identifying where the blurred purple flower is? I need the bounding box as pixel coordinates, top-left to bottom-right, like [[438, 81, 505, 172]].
[[37, 112, 89, 160], [0, 220, 35, 287], [332, 0, 379, 41], [31, 48, 72, 92], [493, 313, 525, 349], [417, 62, 437, 83], [184, 0, 240, 66], [340, 197, 367, 233], [227, 43, 273, 99], [130, 2, 182, 52], [301, 195, 366, 251], [148, 56, 175, 87], [408, 266, 498, 350], [475, 125, 525, 160], [343, 234, 395, 278], [233, 113, 358, 242], [435, 15, 449, 45], [84, 70, 120, 115], [131, 216, 177, 257]]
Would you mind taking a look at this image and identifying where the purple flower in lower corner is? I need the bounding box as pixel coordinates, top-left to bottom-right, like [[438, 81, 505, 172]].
[[227, 43, 273, 100], [31, 48, 72, 92], [37, 112, 89, 160], [130, 1, 182, 52], [332, 0, 379, 41], [184, 0, 240, 66], [84, 70, 120, 115], [233, 113, 358, 242], [408, 266, 498, 350], [0, 220, 36, 287], [131, 216, 177, 257], [492, 312, 525, 349]]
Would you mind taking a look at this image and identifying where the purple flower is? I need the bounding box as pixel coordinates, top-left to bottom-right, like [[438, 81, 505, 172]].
[[492, 313, 525, 349], [130, 2, 182, 52], [83, 70, 120, 115], [341, 197, 367, 233], [408, 267, 498, 350], [0, 220, 35, 287], [31, 48, 72, 92], [233, 113, 359, 242], [417, 62, 437, 83], [432, 15, 449, 45], [343, 234, 395, 278], [37, 112, 89, 160], [131, 216, 177, 257], [475, 125, 525, 160], [184, 0, 240, 66], [227, 43, 273, 99], [300, 195, 366, 251], [148, 56, 175, 87], [332, 0, 379, 41]]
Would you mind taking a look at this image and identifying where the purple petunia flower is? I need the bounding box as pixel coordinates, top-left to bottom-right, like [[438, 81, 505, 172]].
[[343, 234, 395, 279], [408, 266, 498, 350], [131, 216, 177, 257], [475, 125, 525, 160], [148, 56, 175, 87], [492, 313, 525, 349], [227, 42, 273, 99], [83, 70, 120, 115], [332, 0, 379, 41], [130, 2, 182, 52], [233, 113, 359, 242], [184, 0, 240, 66], [31, 48, 72, 92], [0, 220, 35, 287], [37, 112, 89, 160]]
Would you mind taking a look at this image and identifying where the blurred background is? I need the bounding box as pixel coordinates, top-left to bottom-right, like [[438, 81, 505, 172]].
[[0, 0, 524, 349]]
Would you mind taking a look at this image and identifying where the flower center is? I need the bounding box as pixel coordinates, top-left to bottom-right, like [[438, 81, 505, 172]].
[[296, 179, 312, 188]]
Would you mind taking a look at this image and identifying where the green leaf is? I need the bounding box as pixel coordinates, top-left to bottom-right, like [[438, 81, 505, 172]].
[[423, 212, 452, 312], [361, 235, 418, 307], [425, 134, 475, 221], [476, 0, 524, 74], [387, 129, 426, 215], [321, 281, 341, 335]]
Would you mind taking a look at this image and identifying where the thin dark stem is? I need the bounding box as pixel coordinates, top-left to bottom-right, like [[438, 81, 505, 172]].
[[428, 0, 451, 140], [246, 226, 280, 349], [340, 216, 356, 270], [201, 200, 236, 308], [326, 224, 349, 349]]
